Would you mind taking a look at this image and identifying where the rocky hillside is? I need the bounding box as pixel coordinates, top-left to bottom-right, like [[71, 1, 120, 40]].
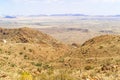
[[0, 28, 119, 80], [0, 27, 70, 76], [80, 35, 120, 57], [0, 27, 58, 44], [0, 27, 70, 60]]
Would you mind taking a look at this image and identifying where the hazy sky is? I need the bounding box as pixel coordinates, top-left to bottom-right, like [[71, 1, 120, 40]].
[[0, 0, 120, 15]]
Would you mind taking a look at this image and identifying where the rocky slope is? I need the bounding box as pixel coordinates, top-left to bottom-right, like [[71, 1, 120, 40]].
[[80, 35, 120, 57], [0, 28, 120, 80], [0, 27, 71, 79]]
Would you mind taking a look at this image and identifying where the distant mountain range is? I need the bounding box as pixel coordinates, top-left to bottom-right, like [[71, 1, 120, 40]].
[[3, 14, 120, 18], [4, 16, 16, 18], [50, 14, 88, 16]]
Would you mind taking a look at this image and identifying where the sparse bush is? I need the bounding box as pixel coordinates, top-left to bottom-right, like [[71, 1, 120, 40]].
[[84, 65, 94, 70], [35, 63, 42, 67], [8, 51, 11, 55], [29, 49, 33, 52], [24, 55, 29, 59], [99, 46, 103, 49], [31, 62, 42, 67], [24, 55, 27, 58], [0, 48, 2, 53], [23, 47, 26, 50], [19, 72, 33, 80], [4, 57, 8, 59], [19, 52, 23, 55], [43, 64, 51, 69], [0, 48, 2, 51], [11, 64, 16, 67]]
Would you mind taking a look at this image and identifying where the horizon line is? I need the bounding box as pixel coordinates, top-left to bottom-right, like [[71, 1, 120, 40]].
[[1, 13, 120, 17]]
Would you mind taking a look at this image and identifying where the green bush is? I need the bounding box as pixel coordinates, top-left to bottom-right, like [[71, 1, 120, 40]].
[[35, 63, 42, 67]]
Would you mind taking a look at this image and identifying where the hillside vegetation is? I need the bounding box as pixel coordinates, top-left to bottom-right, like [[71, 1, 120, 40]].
[[0, 27, 119, 80]]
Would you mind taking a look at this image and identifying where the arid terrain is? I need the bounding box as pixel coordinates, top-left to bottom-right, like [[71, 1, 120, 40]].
[[0, 16, 120, 80], [1, 16, 120, 44]]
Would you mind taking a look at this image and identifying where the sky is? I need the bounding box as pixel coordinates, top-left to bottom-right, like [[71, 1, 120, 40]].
[[0, 0, 120, 16]]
